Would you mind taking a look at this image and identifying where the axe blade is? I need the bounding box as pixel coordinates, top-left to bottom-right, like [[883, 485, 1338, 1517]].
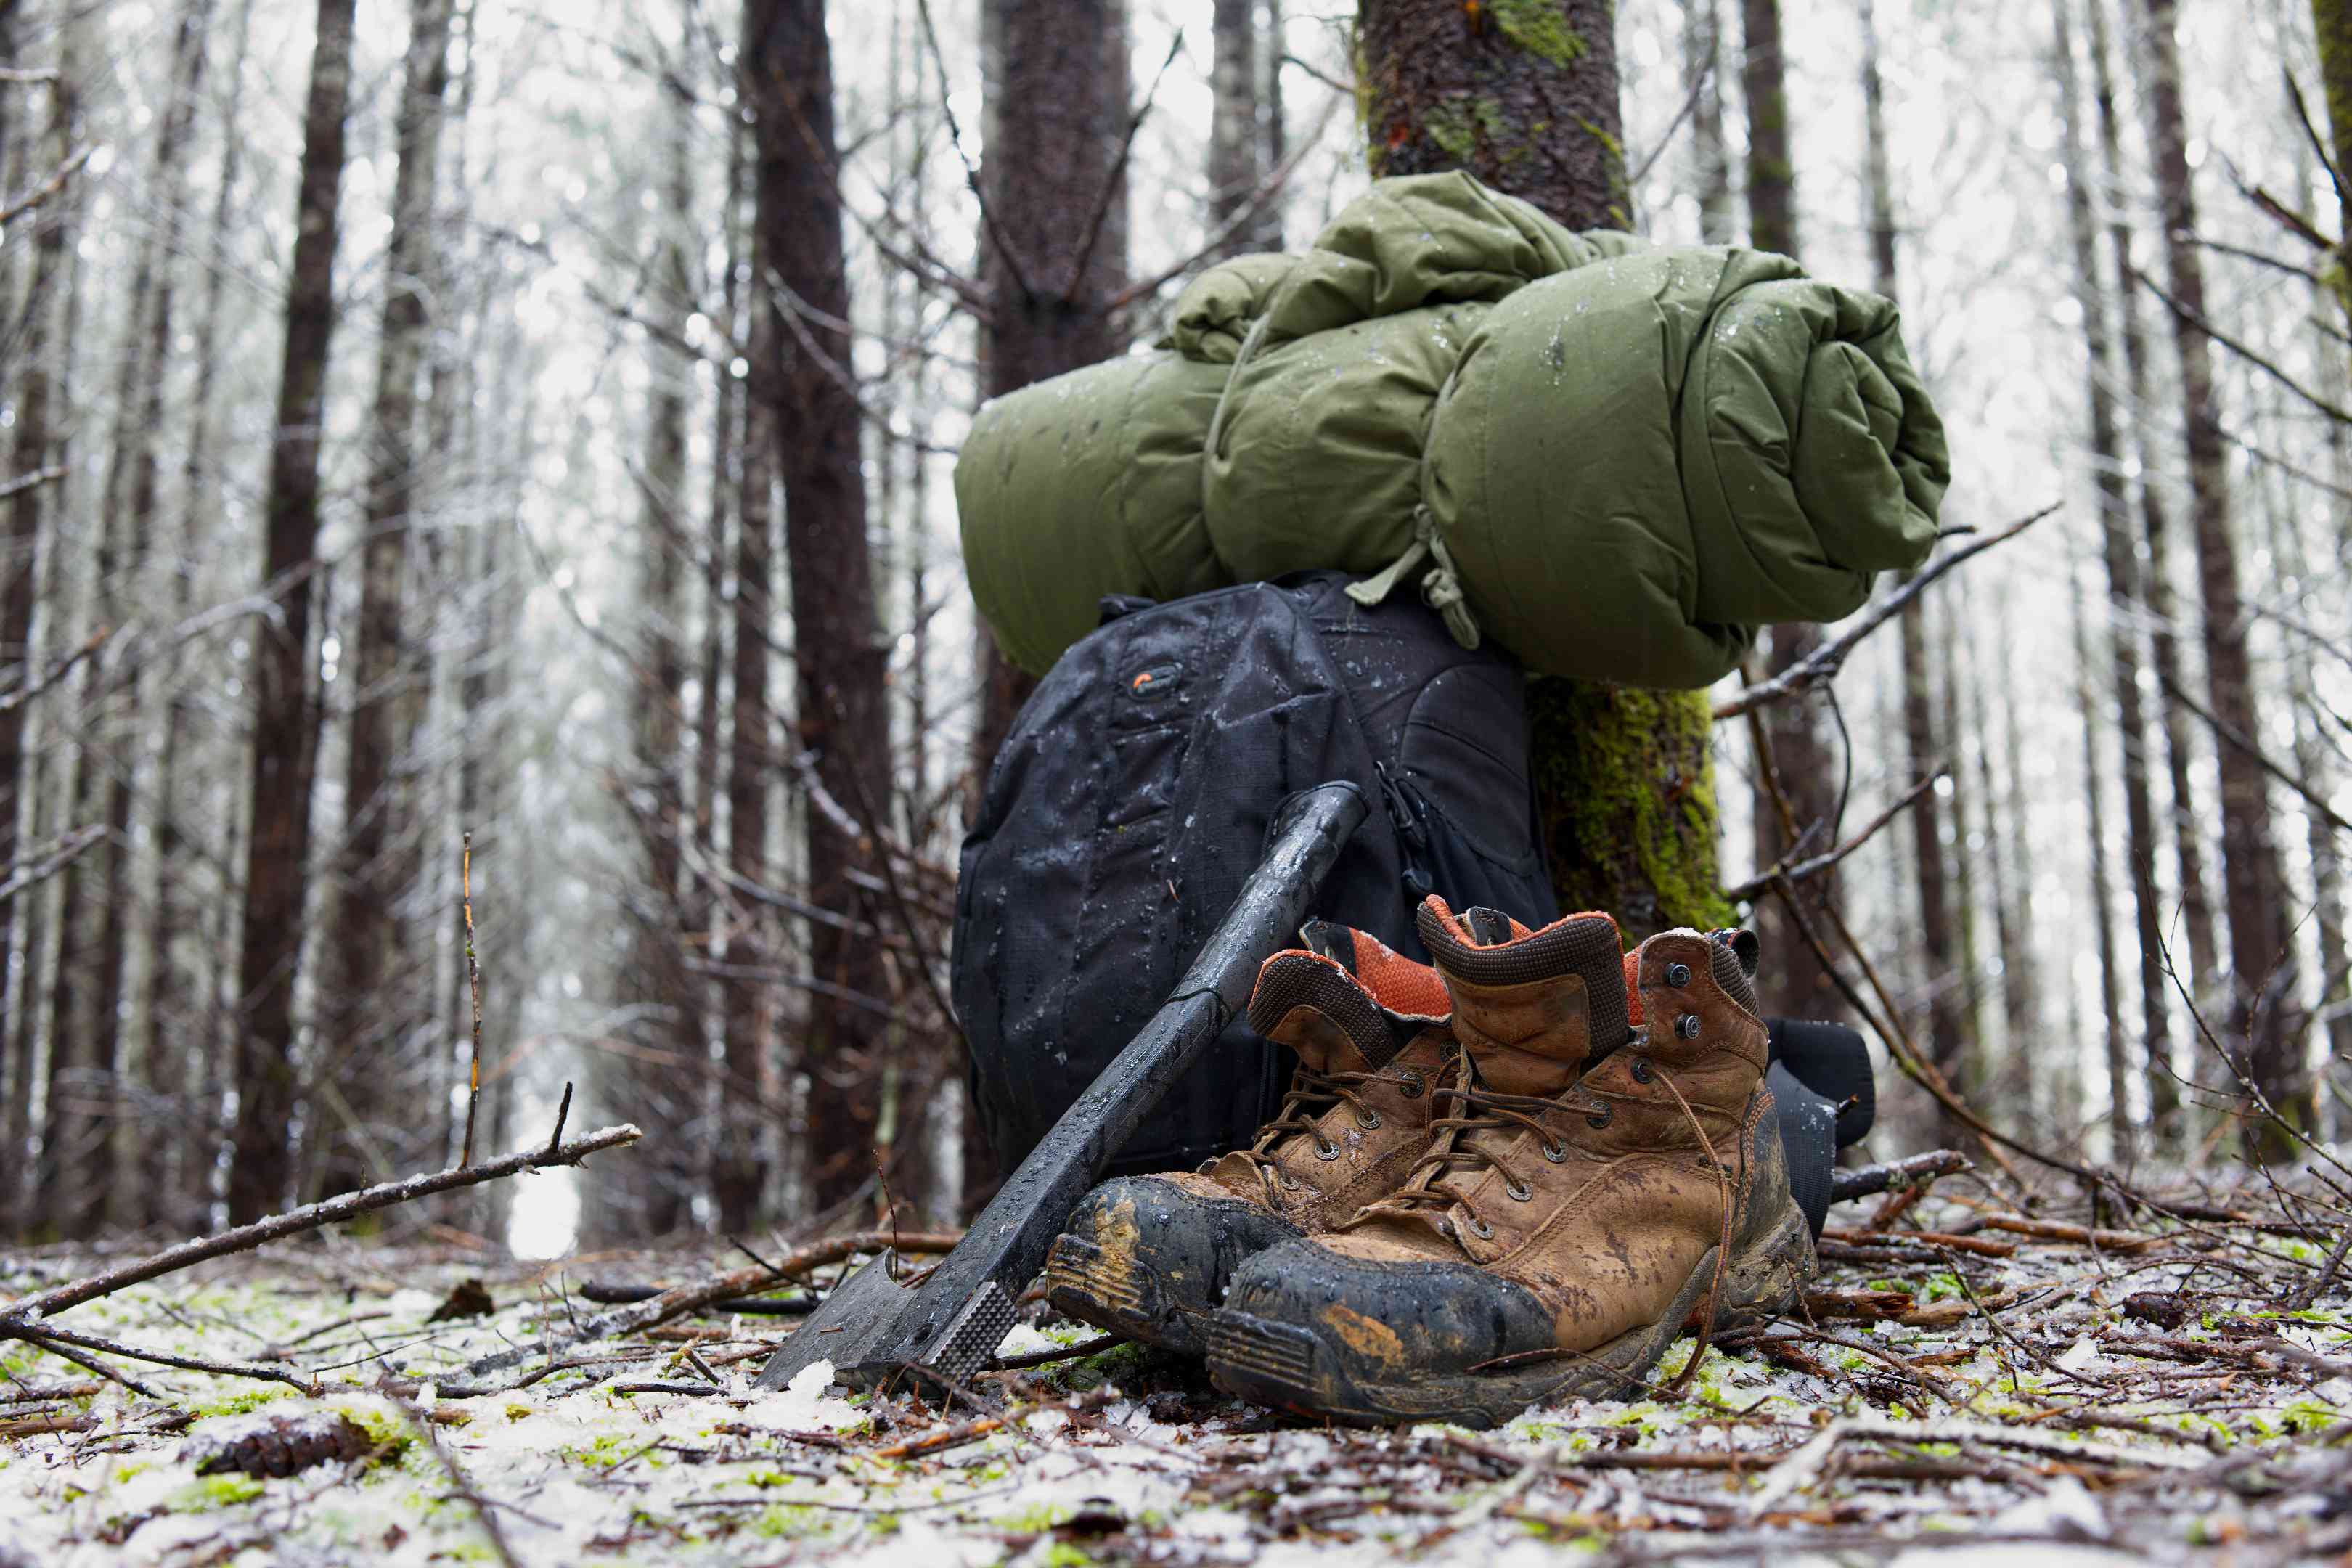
[[757, 782, 1368, 1398]]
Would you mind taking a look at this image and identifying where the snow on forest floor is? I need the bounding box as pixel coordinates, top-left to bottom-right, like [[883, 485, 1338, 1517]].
[[7, 1175, 2352, 1567]]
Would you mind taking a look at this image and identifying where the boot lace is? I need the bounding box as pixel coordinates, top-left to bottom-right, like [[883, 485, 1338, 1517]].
[[1238, 1066, 1422, 1197], [1383, 1084, 1601, 1209]]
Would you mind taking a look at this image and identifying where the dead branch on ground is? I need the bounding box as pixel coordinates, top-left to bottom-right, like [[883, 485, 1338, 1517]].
[[1, 1124, 642, 1325]]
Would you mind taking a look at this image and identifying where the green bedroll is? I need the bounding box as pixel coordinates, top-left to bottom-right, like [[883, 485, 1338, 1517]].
[[957, 171, 1950, 689]]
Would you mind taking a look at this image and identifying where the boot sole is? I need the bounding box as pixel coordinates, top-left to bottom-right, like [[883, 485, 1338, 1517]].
[[1205, 1205, 1816, 1429], [1042, 1232, 1208, 1357]]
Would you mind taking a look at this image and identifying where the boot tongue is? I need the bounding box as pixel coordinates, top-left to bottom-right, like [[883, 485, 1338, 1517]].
[[1421, 905, 1632, 1099]]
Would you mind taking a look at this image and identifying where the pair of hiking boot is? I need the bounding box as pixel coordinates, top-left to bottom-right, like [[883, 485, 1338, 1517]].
[[1042, 897, 1817, 1429]]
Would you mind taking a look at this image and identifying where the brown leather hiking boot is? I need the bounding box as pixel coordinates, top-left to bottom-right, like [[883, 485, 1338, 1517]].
[[1205, 903, 1816, 1427], [1044, 922, 1453, 1355]]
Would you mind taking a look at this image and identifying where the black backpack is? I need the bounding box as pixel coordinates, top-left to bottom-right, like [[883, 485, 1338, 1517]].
[[953, 572, 1560, 1177]]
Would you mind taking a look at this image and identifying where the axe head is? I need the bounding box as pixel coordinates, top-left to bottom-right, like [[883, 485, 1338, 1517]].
[[754, 1249, 1017, 1397]]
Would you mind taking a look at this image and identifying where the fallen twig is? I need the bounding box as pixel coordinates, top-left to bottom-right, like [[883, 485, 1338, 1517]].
[[1, 1124, 642, 1324], [1972, 1212, 2160, 1252], [1821, 1226, 2016, 1259], [575, 1281, 816, 1316], [389, 1390, 524, 1568], [1828, 1149, 1972, 1204], [455, 1229, 960, 1381], [0, 1410, 97, 1439], [5, 1323, 316, 1395], [460, 835, 486, 1167]]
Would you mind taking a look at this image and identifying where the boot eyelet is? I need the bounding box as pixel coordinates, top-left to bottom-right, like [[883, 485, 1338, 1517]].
[[1630, 1057, 1655, 1084], [1666, 962, 1691, 987], [1468, 1217, 1495, 1239], [1314, 1139, 1341, 1161], [1357, 1108, 1383, 1130], [1397, 1071, 1425, 1098], [1586, 1106, 1612, 1130], [1675, 1013, 1702, 1040], [1542, 1142, 1568, 1163], [1506, 1179, 1532, 1202], [1279, 1172, 1302, 1190]]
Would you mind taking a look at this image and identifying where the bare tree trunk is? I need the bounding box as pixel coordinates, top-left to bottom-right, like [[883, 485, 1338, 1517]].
[[227, 0, 359, 1223], [2086, 0, 2218, 1013], [1739, 0, 1795, 256], [2135, 0, 2302, 1148], [970, 0, 1131, 807], [1209, 0, 1261, 259], [964, 0, 1132, 1201], [745, 0, 891, 1222], [318, 0, 452, 1199], [1260, 0, 1286, 250], [1360, 0, 1726, 939], [1969, 592, 2028, 1113], [147, 0, 256, 1228], [1859, 0, 1964, 1137], [25, 13, 90, 1238], [81, 0, 214, 1230], [2073, 562, 2132, 1156], [1741, 0, 1838, 1012], [0, 39, 68, 1235], [2054, 0, 2172, 1148], [619, 75, 702, 1237], [1937, 603, 1985, 1061], [1683, 0, 1732, 244], [1991, 599, 2043, 1103]]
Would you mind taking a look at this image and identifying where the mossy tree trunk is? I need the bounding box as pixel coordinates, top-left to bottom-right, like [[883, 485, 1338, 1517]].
[[1359, 0, 1729, 938]]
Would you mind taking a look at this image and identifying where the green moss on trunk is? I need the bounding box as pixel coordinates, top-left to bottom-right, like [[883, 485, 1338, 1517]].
[[1530, 679, 1732, 939]]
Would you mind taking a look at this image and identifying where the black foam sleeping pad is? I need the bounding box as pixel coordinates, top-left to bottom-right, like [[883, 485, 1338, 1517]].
[[1761, 1018, 1873, 1239]]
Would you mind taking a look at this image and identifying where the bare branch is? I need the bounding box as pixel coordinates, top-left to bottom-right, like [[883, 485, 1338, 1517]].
[[2284, 68, 2352, 221], [1104, 91, 1344, 314], [1715, 504, 2059, 721], [0, 144, 92, 228], [2154, 668, 2352, 836], [912, 0, 1034, 305], [0, 823, 105, 907], [1726, 767, 1946, 902], [0, 624, 116, 714], [0, 463, 65, 500], [2128, 261, 2352, 425], [1064, 26, 1187, 298], [1627, 59, 1713, 190]]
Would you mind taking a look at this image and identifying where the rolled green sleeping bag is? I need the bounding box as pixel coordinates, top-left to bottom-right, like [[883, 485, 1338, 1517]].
[[956, 253, 1294, 675], [955, 173, 1951, 687], [1423, 245, 1948, 687]]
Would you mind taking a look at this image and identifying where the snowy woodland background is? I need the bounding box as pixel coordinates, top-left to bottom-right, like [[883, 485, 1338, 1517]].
[[0, 0, 2347, 1254]]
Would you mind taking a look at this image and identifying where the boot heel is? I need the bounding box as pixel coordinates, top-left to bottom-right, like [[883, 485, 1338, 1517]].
[[1718, 1207, 1816, 1327]]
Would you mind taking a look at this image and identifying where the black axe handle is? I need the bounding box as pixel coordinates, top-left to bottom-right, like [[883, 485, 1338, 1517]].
[[756, 780, 1369, 1394]]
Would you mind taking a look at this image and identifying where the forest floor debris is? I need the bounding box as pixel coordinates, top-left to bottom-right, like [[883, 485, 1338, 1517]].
[[6, 1172, 2352, 1565]]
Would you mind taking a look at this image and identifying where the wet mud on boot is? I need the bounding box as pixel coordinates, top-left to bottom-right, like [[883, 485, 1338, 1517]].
[[1206, 912, 1815, 1427], [1045, 923, 1451, 1355]]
